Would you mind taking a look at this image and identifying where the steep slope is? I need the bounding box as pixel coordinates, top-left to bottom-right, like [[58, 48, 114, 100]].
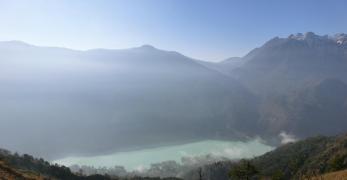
[[0, 148, 76, 179], [0, 160, 44, 180], [185, 133, 347, 180], [310, 169, 347, 180], [207, 32, 347, 139], [251, 134, 347, 179], [236, 32, 347, 95], [259, 78, 347, 138], [0, 41, 258, 159]]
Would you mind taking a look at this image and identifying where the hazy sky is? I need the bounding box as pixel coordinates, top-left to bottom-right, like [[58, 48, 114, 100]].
[[0, 0, 346, 61]]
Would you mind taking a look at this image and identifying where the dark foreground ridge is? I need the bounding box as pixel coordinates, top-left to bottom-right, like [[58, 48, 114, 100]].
[[0, 149, 181, 180]]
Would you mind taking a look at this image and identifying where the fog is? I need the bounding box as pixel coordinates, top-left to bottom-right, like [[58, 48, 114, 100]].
[[0, 41, 259, 160]]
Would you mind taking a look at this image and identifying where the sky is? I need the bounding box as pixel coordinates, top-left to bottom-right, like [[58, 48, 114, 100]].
[[0, 0, 346, 62]]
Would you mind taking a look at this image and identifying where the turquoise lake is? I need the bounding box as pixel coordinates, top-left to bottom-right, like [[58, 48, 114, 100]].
[[54, 139, 273, 171]]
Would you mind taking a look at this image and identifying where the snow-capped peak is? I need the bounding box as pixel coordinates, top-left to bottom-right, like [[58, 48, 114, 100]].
[[288, 32, 328, 41], [287, 32, 347, 46], [334, 33, 347, 45]]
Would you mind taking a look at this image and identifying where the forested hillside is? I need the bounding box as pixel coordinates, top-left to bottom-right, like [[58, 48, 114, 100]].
[[0, 148, 182, 180], [184, 133, 347, 179]]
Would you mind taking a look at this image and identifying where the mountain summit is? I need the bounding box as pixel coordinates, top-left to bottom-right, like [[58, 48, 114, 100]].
[[288, 32, 347, 47]]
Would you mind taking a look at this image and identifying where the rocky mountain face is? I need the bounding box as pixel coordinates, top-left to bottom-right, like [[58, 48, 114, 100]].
[[237, 32, 347, 95]]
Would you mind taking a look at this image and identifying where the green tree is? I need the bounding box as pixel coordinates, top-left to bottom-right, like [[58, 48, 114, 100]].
[[271, 170, 285, 180], [229, 160, 258, 180], [329, 153, 347, 171]]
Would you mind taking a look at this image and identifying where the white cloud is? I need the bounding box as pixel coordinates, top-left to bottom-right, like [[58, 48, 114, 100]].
[[279, 131, 297, 144], [134, 165, 147, 173]]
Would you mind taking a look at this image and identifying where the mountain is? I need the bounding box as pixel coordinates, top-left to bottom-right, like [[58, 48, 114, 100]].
[[234, 32, 347, 95], [259, 78, 347, 138], [184, 133, 347, 180], [0, 41, 258, 159], [219, 57, 243, 69], [2, 32, 347, 161], [206, 32, 347, 139], [199, 32, 347, 95], [205, 32, 347, 94]]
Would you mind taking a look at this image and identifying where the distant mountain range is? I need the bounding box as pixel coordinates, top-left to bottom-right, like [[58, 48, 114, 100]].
[[0, 32, 347, 160], [0, 41, 258, 159], [199, 32, 347, 138]]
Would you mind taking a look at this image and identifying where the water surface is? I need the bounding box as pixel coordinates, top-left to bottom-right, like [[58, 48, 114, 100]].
[[54, 139, 273, 170]]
